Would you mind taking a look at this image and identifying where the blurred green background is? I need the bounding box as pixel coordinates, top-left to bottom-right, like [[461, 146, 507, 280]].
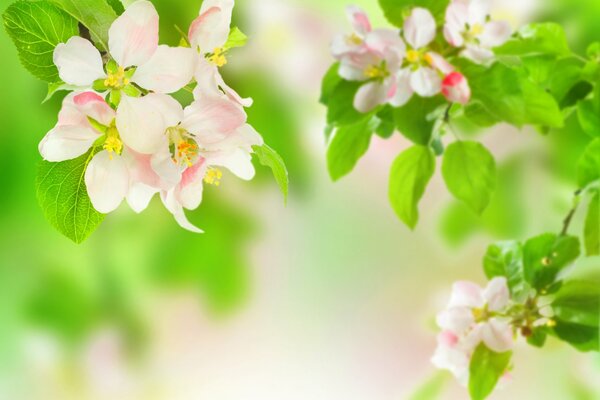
[[0, 0, 598, 398]]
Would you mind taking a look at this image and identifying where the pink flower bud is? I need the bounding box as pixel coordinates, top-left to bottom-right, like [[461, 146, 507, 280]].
[[441, 72, 471, 105]]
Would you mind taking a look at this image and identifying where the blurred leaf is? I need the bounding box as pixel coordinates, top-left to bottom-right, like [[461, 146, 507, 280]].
[[442, 141, 496, 214], [463, 102, 499, 127], [375, 105, 395, 138], [578, 100, 600, 138], [495, 23, 571, 57], [468, 344, 512, 400], [378, 0, 449, 26], [483, 241, 528, 298], [53, 0, 118, 51], [327, 116, 378, 181], [408, 371, 449, 400], [326, 79, 365, 126], [320, 63, 342, 105], [523, 233, 580, 290], [584, 191, 600, 255], [393, 96, 444, 145], [577, 138, 600, 188], [105, 0, 125, 15], [36, 149, 105, 244], [224, 27, 247, 50], [252, 144, 289, 203], [553, 280, 600, 327], [553, 322, 599, 352], [3, 1, 79, 82], [389, 145, 435, 229]]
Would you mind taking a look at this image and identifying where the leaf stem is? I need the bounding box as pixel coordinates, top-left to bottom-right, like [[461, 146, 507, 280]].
[[560, 189, 583, 236]]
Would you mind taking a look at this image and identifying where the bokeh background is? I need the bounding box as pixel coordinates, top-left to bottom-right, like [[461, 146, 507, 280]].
[[0, 0, 599, 398]]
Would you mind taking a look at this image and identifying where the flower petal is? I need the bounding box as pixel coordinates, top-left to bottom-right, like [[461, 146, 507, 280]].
[[132, 45, 195, 93], [389, 68, 413, 107], [189, 0, 234, 51], [480, 318, 514, 352], [85, 150, 129, 213], [403, 7, 436, 49], [73, 92, 115, 126], [53, 37, 105, 86], [161, 190, 203, 233], [353, 81, 387, 113], [444, 1, 467, 47], [207, 148, 255, 180], [448, 281, 484, 308], [442, 71, 471, 105], [461, 44, 495, 64], [483, 277, 510, 311], [182, 96, 246, 141], [127, 182, 158, 213], [150, 148, 183, 189], [365, 28, 405, 67], [479, 20, 512, 48], [410, 67, 442, 97], [39, 126, 99, 162], [468, 0, 491, 26], [178, 162, 206, 209], [346, 5, 371, 35], [436, 307, 475, 333], [193, 56, 253, 107], [108, 0, 159, 67]]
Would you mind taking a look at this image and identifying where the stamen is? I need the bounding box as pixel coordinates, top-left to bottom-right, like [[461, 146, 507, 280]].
[[208, 48, 227, 67], [406, 49, 421, 63], [204, 168, 223, 186], [346, 33, 363, 46], [364, 64, 388, 79], [103, 136, 123, 159], [104, 67, 128, 89]]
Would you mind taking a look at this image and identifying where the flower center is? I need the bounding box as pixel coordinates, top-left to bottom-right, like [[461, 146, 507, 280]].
[[472, 307, 488, 323], [470, 23, 484, 36], [104, 66, 129, 89], [167, 127, 199, 167], [364, 63, 388, 79], [203, 168, 223, 186], [103, 126, 123, 159], [208, 47, 227, 67], [346, 33, 363, 46], [406, 49, 421, 63]]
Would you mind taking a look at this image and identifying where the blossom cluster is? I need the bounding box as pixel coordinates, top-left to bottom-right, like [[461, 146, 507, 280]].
[[39, 0, 260, 232], [331, 0, 513, 112]]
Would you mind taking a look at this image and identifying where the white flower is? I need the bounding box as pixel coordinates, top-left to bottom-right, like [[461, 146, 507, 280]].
[[54, 0, 195, 95], [444, 0, 513, 64]]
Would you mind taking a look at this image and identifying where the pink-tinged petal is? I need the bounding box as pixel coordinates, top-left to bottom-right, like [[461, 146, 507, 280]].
[[436, 307, 475, 333], [132, 45, 195, 93], [338, 62, 367, 81], [53, 37, 105, 86], [127, 182, 158, 213], [409, 67, 442, 97], [442, 72, 471, 105], [346, 5, 371, 35], [468, 0, 491, 26], [427, 52, 455, 75], [178, 162, 206, 210], [479, 20, 512, 48], [57, 93, 89, 126], [144, 93, 184, 128], [207, 148, 255, 180], [85, 150, 129, 213], [353, 81, 387, 113], [483, 277, 510, 311], [449, 281, 484, 308], [160, 190, 203, 233], [39, 126, 99, 162], [150, 148, 183, 189], [331, 34, 356, 58], [389, 68, 413, 107], [73, 92, 115, 126], [403, 7, 436, 49], [437, 330, 459, 347], [365, 28, 405, 67], [189, 0, 234, 51], [116, 94, 175, 154], [182, 96, 247, 139], [192, 56, 254, 107], [444, 1, 467, 47], [108, 0, 159, 67], [480, 318, 514, 352], [461, 44, 495, 64], [431, 341, 470, 384]]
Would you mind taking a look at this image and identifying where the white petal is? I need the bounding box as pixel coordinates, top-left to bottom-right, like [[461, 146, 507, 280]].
[[193, 57, 253, 107], [479, 21, 512, 48], [389, 68, 413, 107], [143, 92, 185, 128], [480, 319, 514, 353], [448, 281, 484, 308], [338, 62, 367, 81], [182, 96, 246, 140], [127, 182, 158, 213], [189, 0, 234, 51], [468, 0, 491, 26], [178, 162, 206, 210], [53, 37, 105, 86], [132, 45, 195, 93], [150, 149, 183, 189], [345, 5, 371, 35], [444, 2, 467, 47], [403, 7, 436, 49], [85, 151, 129, 213], [72, 92, 115, 126], [161, 190, 203, 233], [207, 148, 255, 180], [436, 307, 475, 333], [410, 67, 442, 97], [427, 52, 455, 75], [39, 126, 98, 162], [353, 81, 387, 113], [116, 94, 180, 154], [483, 277, 510, 311], [108, 0, 159, 67], [461, 44, 495, 64], [365, 28, 405, 62]]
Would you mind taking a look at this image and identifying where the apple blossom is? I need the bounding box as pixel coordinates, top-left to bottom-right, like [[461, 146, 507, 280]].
[[441, 71, 471, 104], [54, 0, 195, 97], [444, 0, 513, 63]]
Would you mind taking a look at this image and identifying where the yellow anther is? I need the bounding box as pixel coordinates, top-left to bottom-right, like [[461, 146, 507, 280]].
[[423, 53, 434, 66], [104, 67, 127, 89], [470, 23, 484, 36], [546, 319, 556, 328], [176, 141, 198, 167], [208, 48, 227, 67], [203, 168, 223, 186], [364, 64, 387, 79], [103, 135, 123, 159], [346, 33, 363, 46], [472, 307, 486, 322], [406, 49, 421, 63]]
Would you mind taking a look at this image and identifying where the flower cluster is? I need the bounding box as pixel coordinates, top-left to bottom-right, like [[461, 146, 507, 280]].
[[331, 0, 512, 112], [39, 0, 261, 232]]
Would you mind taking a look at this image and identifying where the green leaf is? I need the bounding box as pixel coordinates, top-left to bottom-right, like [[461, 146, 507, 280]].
[[577, 138, 600, 188], [43, 81, 79, 103], [442, 141, 496, 214], [553, 322, 599, 352], [468, 344, 512, 400], [375, 105, 395, 138], [224, 27, 248, 50], [327, 116, 379, 181], [584, 191, 600, 256], [463, 102, 500, 127], [2, 1, 79, 82], [36, 149, 105, 243], [389, 145, 435, 229], [523, 233, 581, 290], [105, 0, 125, 14], [393, 96, 445, 145], [326, 79, 365, 126], [52, 0, 118, 51], [552, 280, 600, 327], [252, 144, 289, 204], [320, 63, 342, 105], [483, 241, 528, 298], [577, 99, 600, 138], [378, 0, 450, 26], [408, 371, 449, 400], [495, 23, 571, 57]]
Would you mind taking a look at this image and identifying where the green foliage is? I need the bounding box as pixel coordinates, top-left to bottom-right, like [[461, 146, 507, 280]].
[[483, 241, 527, 298], [2, 1, 79, 82], [105, 0, 125, 15], [327, 116, 379, 181], [378, 0, 450, 26], [252, 144, 289, 203], [320, 63, 342, 105], [375, 105, 395, 138], [326, 79, 364, 126], [389, 146, 435, 229], [577, 138, 600, 188], [495, 23, 571, 57], [468, 344, 512, 400], [224, 27, 248, 50], [393, 97, 445, 145], [36, 149, 105, 244], [43, 81, 79, 103], [577, 86, 600, 137], [442, 141, 496, 214], [584, 191, 600, 255], [522, 233, 580, 291], [408, 371, 449, 400], [52, 0, 118, 51]]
